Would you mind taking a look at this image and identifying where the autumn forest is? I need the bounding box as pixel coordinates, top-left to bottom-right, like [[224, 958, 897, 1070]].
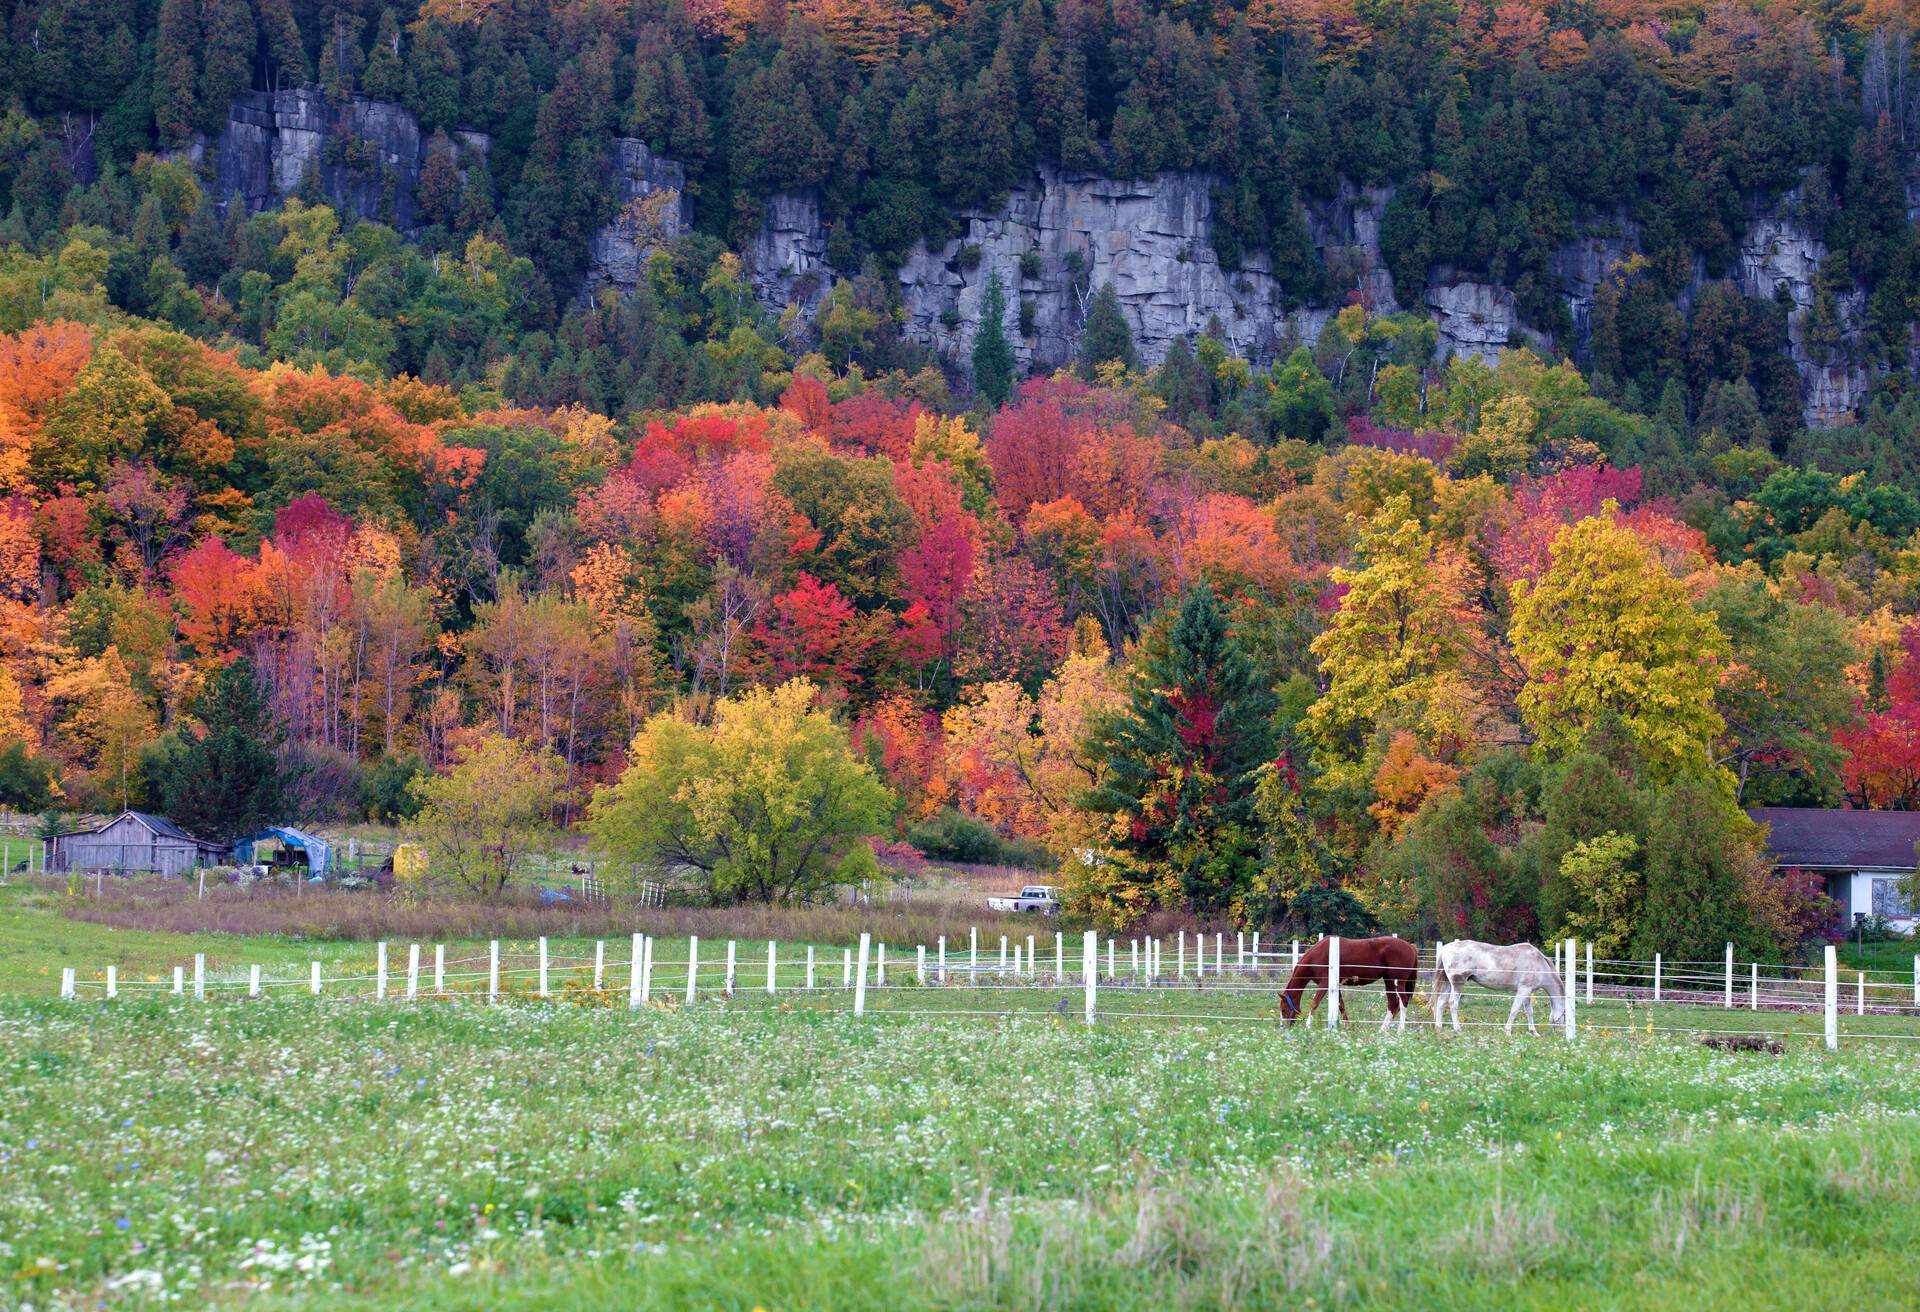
[[4, 0, 1920, 959]]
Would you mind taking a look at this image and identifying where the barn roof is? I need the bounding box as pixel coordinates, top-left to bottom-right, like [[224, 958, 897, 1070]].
[[1748, 807, 1920, 871], [54, 811, 213, 843], [127, 811, 200, 841]]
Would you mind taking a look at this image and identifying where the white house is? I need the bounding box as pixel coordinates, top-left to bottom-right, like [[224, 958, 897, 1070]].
[[1749, 807, 1919, 936]]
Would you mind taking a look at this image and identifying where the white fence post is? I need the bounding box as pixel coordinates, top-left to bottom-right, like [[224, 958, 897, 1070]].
[[1215, 932, 1224, 975], [916, 944, 926, 985], [1723, 942, 1733, 1008], [250, 963, 261, 998], [1653, 952, 1661, 1002], [1327, 936, 1341, 1030], [1107, 938, 1114, 979], [1858, 970, 1866, 1017], [854, 933, 871, 1017], [686, 936, 700, 1005], [1585, 941, 1593, 1004], [172, 966, 183, 996], [106, 964, 117, 999], [806, 945, 815, 992], [406, 944, 420, 1000], [1083, 929, 1097, 1024], [60, 967, 74, 999], [969, 927, 978, 984], [938, 935, 947, 983], [1237, 931, 1246, 968], [1824, 945, 1838, 1050], [434, 944, 444, 994], [629, 934, 644, 1008], [1179, 931, 1187, 978], [641, 936, 654, 1003], [537, 937, 548, 998], [1749, 961, 1757, 1010], [194, 952, 205, 1002], [768, 941, 778, 995], [1055, 931, 1064, 983], [1131, 940, 1140, 978], [488, 940, 499, 1001], [1563, 938, 1576, 1040], [310, 961, 320, 995], [377, 942, 388, 1000], [594, 940, 605, 992], [877, 943, 887, 987], [1196, 930, 1207, 979], [1292, 939, 1300, 968], [725, 940, 737, 996], [1914, 954, 1919, 1008]]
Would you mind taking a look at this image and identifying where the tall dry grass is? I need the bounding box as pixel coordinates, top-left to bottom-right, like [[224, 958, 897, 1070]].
[[53, 876, 1077, 945]]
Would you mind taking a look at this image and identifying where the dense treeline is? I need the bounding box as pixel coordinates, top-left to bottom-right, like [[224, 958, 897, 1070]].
[[4, 273, 1920, 955], [1, 0, 1919, 428]]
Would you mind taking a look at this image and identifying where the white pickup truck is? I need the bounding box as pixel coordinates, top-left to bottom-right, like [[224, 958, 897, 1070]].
[[987, 884, 1060, 914]]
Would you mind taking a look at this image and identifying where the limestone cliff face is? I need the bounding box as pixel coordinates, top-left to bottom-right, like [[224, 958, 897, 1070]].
[[745, 168, 1387, 373], [1730, 195, 1871, 427], [188, 88, 1900, 426], [581, 141, 692, 298], [197, 86, 486, 235]]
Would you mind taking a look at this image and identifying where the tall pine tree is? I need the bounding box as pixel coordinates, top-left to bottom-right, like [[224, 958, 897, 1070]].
[[971, 270, 1013, 406], [158, 657, 288, 844], [1083, 585, 1277, 920]]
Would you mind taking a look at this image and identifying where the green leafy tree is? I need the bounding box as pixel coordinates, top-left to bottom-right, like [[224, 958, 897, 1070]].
[[589, 679, 892, 904], [971, 271, 1014, 406], [157, 657, 286, 844], [1702, 570, 1857, 803], [1558, 831, 1642, 955], [1267, 347, 1335, 442], [409, 732, 565, 896]]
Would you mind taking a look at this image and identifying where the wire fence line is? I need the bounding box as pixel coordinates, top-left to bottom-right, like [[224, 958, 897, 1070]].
[[56, 929, 1920, 1050]]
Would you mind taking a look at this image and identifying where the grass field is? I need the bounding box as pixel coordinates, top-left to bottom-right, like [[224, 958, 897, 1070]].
[[10, 878, 1920, 1309]]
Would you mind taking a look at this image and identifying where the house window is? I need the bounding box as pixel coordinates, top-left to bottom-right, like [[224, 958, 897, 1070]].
[[1871, 878, 1913, 918]]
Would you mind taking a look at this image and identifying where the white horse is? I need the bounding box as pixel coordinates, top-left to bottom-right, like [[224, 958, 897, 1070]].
[[1430, 940, 1566, 1035]]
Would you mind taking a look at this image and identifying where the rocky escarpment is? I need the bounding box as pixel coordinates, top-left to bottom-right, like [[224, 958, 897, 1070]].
[[580, 141, 692, 299], [1729, 190, 1872, 426], [732, 170, 1393, 375], [184, 86, 488, 234], [186, 88, 1895, 426]]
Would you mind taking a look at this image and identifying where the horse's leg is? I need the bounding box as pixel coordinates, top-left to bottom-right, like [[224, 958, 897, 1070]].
[[1432, 976, 1447, 1030], [1450, 983, 1463, 1032], [1505, 988, 1526, 1035], [1524, 991, 1539, 1036]]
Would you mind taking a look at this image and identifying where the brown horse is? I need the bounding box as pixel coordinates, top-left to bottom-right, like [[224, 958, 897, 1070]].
[[1277, 936, 1419, 1030]]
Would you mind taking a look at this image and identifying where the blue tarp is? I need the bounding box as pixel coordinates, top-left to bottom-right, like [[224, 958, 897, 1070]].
[[231, 827, 332, 876]]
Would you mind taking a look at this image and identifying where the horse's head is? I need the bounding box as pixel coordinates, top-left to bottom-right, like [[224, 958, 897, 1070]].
[[1278, 988, 1300, 1024]]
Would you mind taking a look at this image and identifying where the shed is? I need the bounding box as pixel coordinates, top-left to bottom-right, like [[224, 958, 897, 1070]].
[[1749, 807, 1919, 934], [47, 811, 225, 876], [230, 827, 333, 877]]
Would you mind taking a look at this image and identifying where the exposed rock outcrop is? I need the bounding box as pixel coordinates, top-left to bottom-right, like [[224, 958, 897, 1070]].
[[198, 86, 486, 235], [1734, 195, 1871, 426], [185, 88, 1900, 426], [581, 141, 692, 298]]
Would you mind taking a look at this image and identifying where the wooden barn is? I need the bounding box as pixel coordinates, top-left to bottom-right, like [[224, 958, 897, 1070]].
[[47, 811, 225, 876]]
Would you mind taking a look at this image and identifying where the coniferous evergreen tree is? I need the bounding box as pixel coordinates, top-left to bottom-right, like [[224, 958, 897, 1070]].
[[157, 657, 288, 844], [970, 270, 1013, 406], [1079, 280, 1134, 378], [1083, 586, 1278, 919]]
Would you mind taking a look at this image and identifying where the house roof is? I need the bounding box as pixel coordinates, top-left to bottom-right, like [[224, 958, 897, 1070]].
[[1748, 807, 1920, 871]]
